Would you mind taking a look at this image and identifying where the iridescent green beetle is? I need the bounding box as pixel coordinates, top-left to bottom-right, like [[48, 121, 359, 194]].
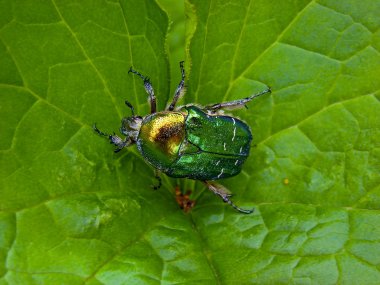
[[94, 62, 271, 213]]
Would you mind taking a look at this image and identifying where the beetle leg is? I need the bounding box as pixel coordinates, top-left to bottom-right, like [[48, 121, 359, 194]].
[[167, 61, 186, 111], [203, 181, 254, 214], [151, 170, 162, 190], [124, 100, 135, 116], [93, 124, 128, 153], [129, 67, 157, 114], [204, 87, 271, 113]]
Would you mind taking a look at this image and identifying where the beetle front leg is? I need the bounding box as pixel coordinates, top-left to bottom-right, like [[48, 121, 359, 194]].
[[204, 87, 271, 113], [167, 61, 186, 111], [129, 67, 157, 114], [203, 181, 254, 214], [93, 124, 128, 153]]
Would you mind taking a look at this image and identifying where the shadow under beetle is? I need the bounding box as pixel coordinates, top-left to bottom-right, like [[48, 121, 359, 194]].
[[94, 62, 271, 214]]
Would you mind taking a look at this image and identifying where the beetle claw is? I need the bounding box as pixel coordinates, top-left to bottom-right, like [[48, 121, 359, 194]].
[[224, 198, 255, 214], [226, 198, 254, 214]]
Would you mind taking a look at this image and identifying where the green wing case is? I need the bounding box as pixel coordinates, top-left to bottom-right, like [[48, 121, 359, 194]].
[[168, 106, 252, 180]]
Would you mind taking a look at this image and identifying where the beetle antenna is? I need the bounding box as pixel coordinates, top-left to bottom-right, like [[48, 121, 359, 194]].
[[125, 100, 135, 116]]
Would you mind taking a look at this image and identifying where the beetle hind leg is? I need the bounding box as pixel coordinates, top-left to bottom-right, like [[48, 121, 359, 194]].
[[204, 87, 271, 113], [93, 124, 128, 153], [203, 181, 254, 214]]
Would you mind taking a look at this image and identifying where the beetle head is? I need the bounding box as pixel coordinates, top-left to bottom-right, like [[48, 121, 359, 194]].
[[120, 116, 143, 143]]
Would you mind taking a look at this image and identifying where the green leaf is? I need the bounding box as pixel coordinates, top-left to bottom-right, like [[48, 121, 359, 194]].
[[156, 0, 186, 94], [1, 0, 379, 284], [186, 0, 380, 283]]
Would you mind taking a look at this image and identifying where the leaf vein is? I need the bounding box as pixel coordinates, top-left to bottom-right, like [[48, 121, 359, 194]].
[[50, 0, 123, 119]]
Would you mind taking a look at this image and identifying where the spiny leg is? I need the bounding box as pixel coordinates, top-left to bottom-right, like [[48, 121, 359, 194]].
[[129, 67, 157, 114], [93, 124, 128, 153], [167, 61, 186, 111], [125, 100, 135, 116], [151, 170, 162, 190], [204, 87, 271, 113], [203, 181, 254, 214]]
